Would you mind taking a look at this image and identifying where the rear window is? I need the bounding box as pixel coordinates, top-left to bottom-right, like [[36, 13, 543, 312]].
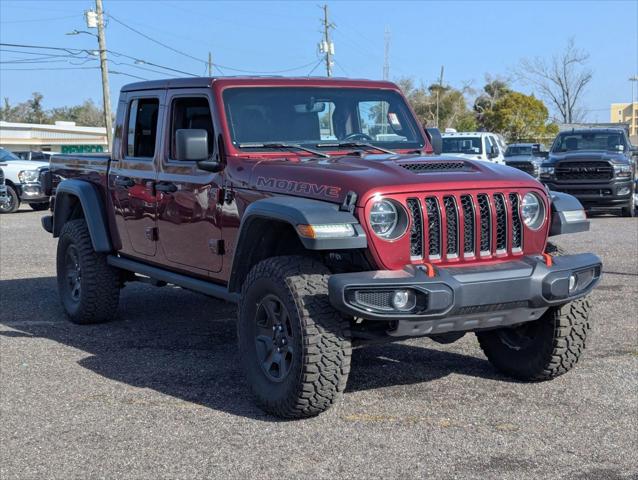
[[505, 145, 533, 157], [442, 137, 482, 154], [126, 98, 160, 158]]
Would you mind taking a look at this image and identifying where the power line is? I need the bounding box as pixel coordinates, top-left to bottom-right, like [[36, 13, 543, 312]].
[[106, 14, 209, 65]]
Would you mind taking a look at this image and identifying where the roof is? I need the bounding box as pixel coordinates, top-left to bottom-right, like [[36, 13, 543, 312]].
[[121, 76, 399, 92], [557, 127, 628, 134], [441, 131, 495, 137]]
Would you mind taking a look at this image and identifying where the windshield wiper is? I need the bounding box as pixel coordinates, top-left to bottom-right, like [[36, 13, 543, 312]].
[[238, 142, 330, 158], [317, 142, 397, 155]]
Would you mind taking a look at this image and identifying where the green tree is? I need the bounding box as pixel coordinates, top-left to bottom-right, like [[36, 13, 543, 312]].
[[474, 77, 511, 130], [0, 94, 107, 126], [484, 92, 557, 142], [397, 77, 476, 131]]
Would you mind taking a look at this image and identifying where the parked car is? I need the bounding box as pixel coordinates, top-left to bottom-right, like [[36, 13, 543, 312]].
[[504, 143, 549, 178], [13, 150, 56, 161], [441, 131, 506, 164], [0, 164, 9, 209], [0, 147, 50, 214], [540, 128, 637, 217], [42, 77, 600, 418]]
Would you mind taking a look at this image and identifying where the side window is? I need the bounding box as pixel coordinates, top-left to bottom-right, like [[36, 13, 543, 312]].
[[126, 98, 159, 158], [170, 97, 214, 159]]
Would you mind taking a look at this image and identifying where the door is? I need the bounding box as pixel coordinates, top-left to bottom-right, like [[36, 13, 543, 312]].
[[110, 92, 164, 257], [156, 91, 223, 274]]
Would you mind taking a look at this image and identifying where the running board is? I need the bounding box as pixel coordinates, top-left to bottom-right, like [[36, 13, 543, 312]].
[[107, 255, 238, 303]]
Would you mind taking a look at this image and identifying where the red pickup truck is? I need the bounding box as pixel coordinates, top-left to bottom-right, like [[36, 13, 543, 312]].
[[42, 77, 601, 418]]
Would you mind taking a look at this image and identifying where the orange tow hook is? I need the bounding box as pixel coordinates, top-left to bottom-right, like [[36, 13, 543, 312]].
[[542, 253, 553, 267]]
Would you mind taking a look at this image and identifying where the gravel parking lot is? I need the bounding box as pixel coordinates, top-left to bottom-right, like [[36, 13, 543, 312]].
[[1, 207, 636, 479]]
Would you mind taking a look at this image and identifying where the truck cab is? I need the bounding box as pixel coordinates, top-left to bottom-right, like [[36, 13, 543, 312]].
[[43, 77, 601, 418], [441, 131, 506, 164]]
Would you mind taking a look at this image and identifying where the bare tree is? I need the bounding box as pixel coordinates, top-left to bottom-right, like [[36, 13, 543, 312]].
[[517, 38, 592, 123]]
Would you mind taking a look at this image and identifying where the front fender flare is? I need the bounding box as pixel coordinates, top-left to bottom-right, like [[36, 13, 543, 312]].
[[228, 196, 367, 292], [548, 190, 589, 236], [53, 179, 112, 252]]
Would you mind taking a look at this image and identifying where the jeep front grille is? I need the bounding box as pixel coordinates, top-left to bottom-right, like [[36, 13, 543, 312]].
[[405, 192, 526, 261]]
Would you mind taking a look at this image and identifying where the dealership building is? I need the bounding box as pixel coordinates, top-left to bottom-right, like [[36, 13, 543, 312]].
[[0, 120, 108, 154]]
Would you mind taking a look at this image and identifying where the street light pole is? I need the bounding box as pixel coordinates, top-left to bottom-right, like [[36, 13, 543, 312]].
[[95, 0, 113, 152], [630, 76, 638, 140]]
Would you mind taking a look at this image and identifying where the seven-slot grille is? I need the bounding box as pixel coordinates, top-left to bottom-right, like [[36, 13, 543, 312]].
[[405, 192, 524, 261], [555, 161, 613, 181]]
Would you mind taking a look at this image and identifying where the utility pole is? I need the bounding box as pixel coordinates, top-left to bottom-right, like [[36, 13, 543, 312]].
[[383, 26, 390, 81], [320, 5, 334, 77], [208, 52, 213, 76], [435, 65, 444, 129], [630, 75, 638, 140], [94, 0, 113, 152]]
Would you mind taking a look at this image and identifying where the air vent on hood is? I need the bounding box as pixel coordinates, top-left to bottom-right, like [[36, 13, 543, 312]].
[[398, 161, 470, 173]]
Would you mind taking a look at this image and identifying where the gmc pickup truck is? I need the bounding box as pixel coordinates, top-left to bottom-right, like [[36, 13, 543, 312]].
[[42, 77, 601, 418]]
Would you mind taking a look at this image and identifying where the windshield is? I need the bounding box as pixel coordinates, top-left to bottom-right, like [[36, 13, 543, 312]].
[[0, 148, 20, 161], [223, 87, 424, 151], [552, 132, 625, 153], [505, 145, 533, 156], [442, 137, 482, 154]]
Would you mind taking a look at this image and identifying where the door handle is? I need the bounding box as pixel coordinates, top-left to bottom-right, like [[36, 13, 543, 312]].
[[114, 177, 135, 188], [155, 182, 177, 193]]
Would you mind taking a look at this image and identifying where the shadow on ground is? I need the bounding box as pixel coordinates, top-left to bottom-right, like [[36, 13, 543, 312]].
[[1, 276, 504, 420]]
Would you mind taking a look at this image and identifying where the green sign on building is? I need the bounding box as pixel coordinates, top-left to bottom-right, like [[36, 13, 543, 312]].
[[61, 145, 104, 154]]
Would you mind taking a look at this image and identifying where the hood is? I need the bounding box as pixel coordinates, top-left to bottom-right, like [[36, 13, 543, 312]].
[[228, 153, 544, 206], [505, 155, 544, 164], [547, 150, 629, 165], [0, 159, 49, 170]]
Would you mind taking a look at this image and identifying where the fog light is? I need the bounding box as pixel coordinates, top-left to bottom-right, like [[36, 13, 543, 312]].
[[569, 274, 577, 293], [391, 290, 415, 311], [618, 187, 631, 196]]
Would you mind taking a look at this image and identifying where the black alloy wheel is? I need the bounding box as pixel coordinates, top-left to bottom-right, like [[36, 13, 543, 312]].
[[254, 294, 295, 382]]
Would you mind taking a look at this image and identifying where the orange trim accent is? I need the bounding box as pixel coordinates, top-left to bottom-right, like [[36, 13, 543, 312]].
[[542, 253, 553, 267], [423, 263, 435, 277]]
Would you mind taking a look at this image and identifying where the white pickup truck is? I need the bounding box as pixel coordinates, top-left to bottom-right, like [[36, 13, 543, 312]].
[[0, 147, 50, 214], [441, 131, 506, 164]]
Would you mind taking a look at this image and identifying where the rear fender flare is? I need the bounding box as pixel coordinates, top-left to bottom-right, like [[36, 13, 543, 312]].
[[53, 179, 112, 252]]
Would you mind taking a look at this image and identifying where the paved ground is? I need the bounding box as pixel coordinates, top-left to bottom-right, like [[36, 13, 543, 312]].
[[1, 207, 637, 480]]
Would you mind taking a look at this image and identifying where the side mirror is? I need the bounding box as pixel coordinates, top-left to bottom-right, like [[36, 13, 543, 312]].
[[425, 127, 443, 155], [196, 159, 223, 172], [175, 129, 209, 161]]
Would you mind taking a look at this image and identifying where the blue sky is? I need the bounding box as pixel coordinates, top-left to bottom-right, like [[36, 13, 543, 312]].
[[1, 0, 636, 123]]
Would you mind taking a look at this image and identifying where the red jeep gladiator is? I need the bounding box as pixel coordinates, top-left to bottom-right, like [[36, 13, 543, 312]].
[[42, 77, 601, 418]]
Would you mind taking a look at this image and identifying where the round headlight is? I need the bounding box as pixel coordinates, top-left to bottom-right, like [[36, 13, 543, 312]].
[[521, 193, 545, 230], [369, 200, 398, 238]]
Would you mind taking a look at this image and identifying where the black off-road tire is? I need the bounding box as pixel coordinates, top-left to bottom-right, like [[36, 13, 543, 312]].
[[238, 256, 352, 418], [476, 242, 592, 380], [56, 219, 120, 324], [0, 185, 20, 214], [29, 201, 50, 211]]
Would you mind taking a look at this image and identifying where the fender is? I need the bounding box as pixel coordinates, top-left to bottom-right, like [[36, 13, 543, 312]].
[[52, 179, 112, 252], [228, 196, 367, 293], [548, 190, 590, 236]]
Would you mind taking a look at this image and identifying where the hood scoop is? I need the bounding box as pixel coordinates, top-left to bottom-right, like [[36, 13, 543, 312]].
[[397, 160, 471, 173]]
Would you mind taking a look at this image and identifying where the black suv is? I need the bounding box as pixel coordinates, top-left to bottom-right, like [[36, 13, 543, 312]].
[[540, 128, 637, 217]]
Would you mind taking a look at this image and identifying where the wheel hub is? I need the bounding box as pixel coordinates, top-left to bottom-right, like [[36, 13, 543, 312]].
[[65, 246, 82, 302], [254, 294, 294, 382]]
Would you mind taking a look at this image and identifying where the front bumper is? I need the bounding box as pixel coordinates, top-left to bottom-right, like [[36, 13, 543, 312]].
[[16, 183, 49, 203], [543, 179, 633, 207], [328, 254, 601, 337]]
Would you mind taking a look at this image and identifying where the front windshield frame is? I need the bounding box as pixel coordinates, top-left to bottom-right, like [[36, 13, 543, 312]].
[[222, 86, 425, 153], [551, 132, 627, 153]]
